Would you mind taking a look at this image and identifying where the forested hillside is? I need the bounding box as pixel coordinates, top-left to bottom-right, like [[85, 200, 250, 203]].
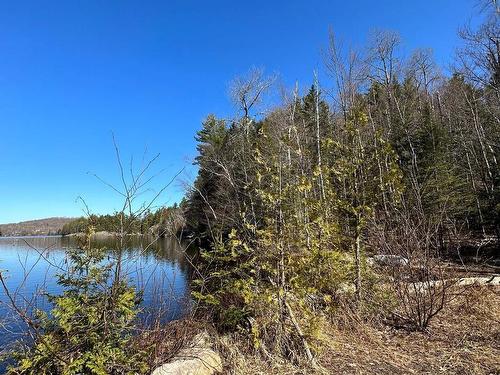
[[182, 2, 499, 364], [0, 217, 75, 236]]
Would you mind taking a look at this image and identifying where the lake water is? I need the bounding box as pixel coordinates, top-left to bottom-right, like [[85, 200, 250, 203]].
[[0, 235, 192, 362]]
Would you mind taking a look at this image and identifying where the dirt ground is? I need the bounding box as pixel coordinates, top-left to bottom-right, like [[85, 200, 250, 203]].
[[220, 285, 500, 375], [319, 286, 499, 374]]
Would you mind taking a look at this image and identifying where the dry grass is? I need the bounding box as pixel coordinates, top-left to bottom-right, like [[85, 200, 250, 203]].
[[134, 318, 210, 371], [216, 285, 500, 374]]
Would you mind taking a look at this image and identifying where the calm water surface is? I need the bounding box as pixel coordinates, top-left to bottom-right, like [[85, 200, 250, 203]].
[[0, 235, 192, 356]]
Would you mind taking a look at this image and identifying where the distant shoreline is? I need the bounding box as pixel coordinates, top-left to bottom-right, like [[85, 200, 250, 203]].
[[0, 234, 64, 239], [63, 231, 146, 238], [0, 217, 76, 238]]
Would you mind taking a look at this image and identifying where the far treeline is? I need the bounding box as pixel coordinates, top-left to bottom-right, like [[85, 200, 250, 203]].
[[181, 2, 499, 356], [60, 204, 184, 237]]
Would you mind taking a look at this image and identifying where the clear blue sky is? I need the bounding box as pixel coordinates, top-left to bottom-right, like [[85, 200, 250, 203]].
[[0, 0, 481, 223]]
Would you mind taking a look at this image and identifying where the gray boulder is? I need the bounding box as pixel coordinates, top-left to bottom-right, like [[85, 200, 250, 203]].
[[151, 332, 222, 375], [369, 254, 409, 267]]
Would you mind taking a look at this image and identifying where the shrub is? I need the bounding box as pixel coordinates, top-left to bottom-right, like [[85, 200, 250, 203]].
[[7, 238, 148, 374]]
